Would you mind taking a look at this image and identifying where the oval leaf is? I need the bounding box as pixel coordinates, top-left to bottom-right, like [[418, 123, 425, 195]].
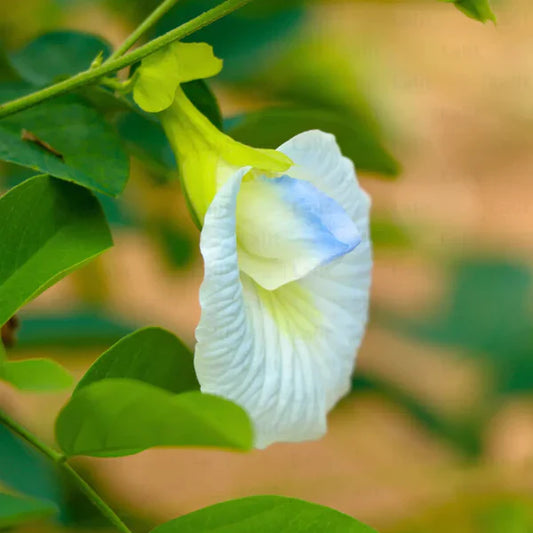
[[75, 327, 199, 394], [0, 358, 72, 392], [0, 492, 57, 529], [150, 496, 378, 533], [0, 86, 129, 196], [0, 175, 112, 326], [227, 107, 399, 177], [55, 379, 253, 457], [9, 31, 112, 86]]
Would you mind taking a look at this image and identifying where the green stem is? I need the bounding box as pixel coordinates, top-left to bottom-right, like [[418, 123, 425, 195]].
[[0, 0, 253, 119], [0, 408, 63, 462], [62, 463, 132, 533], [108, 0, 181, 61], [0, 409, 132, 533]]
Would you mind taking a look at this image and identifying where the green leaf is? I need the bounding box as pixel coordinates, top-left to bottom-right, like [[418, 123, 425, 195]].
[[441, 0, 496, 22], [75, 327, 199, 394], [15, 310, 135, 348], [150, 496, 377, 533], [0, 86, 129, 196], [227, 107, 399, 177], [0, 46, 19, 82], [370, 215, 413, 249], [116, 111, 176, 174], [0, 423, 108, 528], [0, 492, 57, 529], [0, 175, 112, 327], [382, 258, 533, 394], [0, 358, 72, 391], [183, 80, 223, 131], [9, 31, 112, 86], [151, 219, 196, 269], [352, 374, 483, 457], [0, 425, 65, 513], [55, 379, 253, 457], [395, 494, 533, 533]]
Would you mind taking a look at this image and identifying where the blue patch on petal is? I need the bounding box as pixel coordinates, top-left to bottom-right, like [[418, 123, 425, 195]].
[[268, 175, 361, 265]]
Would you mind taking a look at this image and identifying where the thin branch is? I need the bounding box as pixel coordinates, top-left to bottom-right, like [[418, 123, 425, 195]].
[[0, 409, 132, 533], [0, 0, 254, 119], [108, 0, 181, 61]]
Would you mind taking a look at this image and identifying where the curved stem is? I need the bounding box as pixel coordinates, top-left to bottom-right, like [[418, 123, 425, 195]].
[[0, 409, 132, 533], [62, 462, 132, 533], [0, 407, 63, 462], [108, 0, 181, 61], [0, 0, 253, 119]]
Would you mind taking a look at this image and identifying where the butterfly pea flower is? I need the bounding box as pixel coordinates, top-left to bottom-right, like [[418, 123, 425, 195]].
[[134, 42, 372, 448]]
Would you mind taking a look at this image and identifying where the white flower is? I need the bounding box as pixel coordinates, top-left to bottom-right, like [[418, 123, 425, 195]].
[[133, 42, 372, 448], [195, 130, 372, 448]]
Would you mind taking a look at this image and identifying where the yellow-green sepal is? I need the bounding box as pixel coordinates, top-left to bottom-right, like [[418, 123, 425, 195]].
[[133, 40, 292, 226], [161, 87, 292, 225], [133, 42, 223, 113]]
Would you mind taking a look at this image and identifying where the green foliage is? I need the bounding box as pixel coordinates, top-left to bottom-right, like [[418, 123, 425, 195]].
[[0, 2, 504, 532], [370, 215, 413, 249], [0, 492, 57, 528], [352, 374, 483, 457], [0, 424, 112, 528], [14, 310, 135, 348], [0, 87, 129, 195], [153, 220, 196, 269], [151, 495, 377, 533], [388, 259, 533, 394], [0, 175, 112, 327], [441, 0, 496, 22], [229, 37, 400, 178], [0, 425, 64, 510], [227, 107, 399, 177], [152, 0, 306, 81], [55, 379, 254, 457], [0, 358, 72, 391], [183, 80, 223, 131], [9, 31, 112, 86], [75, 326, 199, 394], [0, 48, 19, 82], [116, 111, 176, 174], [393, 494, 533, 533]]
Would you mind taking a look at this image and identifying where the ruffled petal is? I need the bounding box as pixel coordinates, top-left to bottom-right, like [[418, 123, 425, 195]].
[[278, 130, 372, 408], [195, 131, 372, 448], [236, 175, 361, 290]]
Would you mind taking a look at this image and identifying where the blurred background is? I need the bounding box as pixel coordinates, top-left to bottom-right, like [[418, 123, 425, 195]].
[[1, 0, 533, 531]]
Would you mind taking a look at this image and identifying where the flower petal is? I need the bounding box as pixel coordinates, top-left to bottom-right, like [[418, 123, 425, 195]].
[[236, 175, 361, 290], [278, 129, 371, 225], [279, 130, 372, 408], [195, 131, 372, 448]]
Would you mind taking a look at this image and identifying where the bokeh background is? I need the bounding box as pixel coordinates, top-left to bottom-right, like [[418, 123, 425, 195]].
[[1, 0, 533, 531]]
